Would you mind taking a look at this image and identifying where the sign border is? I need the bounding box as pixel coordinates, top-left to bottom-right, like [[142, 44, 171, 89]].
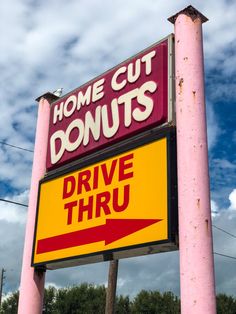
[[46, 34, 175, 172], [32, 126, 178, 270]]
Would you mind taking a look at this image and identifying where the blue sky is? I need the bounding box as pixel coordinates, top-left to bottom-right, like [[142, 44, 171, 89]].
[[0, 0, 236, 300]]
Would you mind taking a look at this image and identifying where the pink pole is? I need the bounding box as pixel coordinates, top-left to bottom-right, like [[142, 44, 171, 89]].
[[168, 6, 216, 314], [18, 93, 58, 314]]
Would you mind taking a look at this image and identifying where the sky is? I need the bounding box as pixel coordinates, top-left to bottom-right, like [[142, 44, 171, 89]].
[[0, 0, 236, 301]]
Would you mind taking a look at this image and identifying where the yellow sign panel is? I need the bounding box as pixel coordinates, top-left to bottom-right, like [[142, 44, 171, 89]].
[[32, 136, 177, 268]]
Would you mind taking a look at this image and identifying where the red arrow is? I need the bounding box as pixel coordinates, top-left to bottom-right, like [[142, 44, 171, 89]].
[[36, 218, 162, 254]]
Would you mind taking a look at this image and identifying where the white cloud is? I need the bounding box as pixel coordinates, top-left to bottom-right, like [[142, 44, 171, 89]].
[[229, 189, 236, 210], [206, 102, 221, 150], [211, 200, 218, 212], [0, 206, 25, 224], [211, 200, 219, 218], [45, 282, 61, 290], [0, 190, 28, 224], [212, 192, 236, 295], [214, 159, 236, 170], [210, 158, 236, 208]]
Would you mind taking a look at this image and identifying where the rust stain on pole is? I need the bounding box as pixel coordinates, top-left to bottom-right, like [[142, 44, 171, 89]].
[[178, 78, 184, 94], [197, 198, 200, 208]]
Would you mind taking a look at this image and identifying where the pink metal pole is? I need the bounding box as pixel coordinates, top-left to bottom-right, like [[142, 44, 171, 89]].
[[168, 6, 216, 314], [18, 93, 58, 314]]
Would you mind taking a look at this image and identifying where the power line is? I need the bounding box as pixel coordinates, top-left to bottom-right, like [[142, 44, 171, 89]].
[[0, 198, 28, 207], [213, 224, 236, 239], [0, 141, 33, 153], [214, 252, 236, 261]]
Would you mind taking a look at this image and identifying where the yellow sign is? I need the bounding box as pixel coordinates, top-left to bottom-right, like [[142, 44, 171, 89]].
[[32, 135, 177, 268]]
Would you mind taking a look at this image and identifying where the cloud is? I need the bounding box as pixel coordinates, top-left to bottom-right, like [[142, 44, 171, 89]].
[[45, 282, 61, 290], [229, 189, 236, 210], [203, 0, 236, 73], [211, 200, 219, 218], [206, 102, 221, 150], [0, 190, 28, 224], [0, 205, 25, 224], [212, 190, 236, 295], [0, 220, 25, 293], [210, 158, 236, 208], [0, 145, 33, 191]]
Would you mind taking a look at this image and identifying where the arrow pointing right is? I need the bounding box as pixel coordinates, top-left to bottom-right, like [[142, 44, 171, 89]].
[[37, 218, 162, 254]]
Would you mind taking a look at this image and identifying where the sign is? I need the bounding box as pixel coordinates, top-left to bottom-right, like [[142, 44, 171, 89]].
[[32, 131, 177, 269], [46, 35, 174, 170]]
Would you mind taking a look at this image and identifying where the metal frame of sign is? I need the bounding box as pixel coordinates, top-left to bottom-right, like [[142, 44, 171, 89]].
[[32, 126, 178, 270]]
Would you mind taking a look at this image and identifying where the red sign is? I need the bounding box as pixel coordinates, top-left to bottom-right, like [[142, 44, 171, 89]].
[[46, 36, 172, 170]]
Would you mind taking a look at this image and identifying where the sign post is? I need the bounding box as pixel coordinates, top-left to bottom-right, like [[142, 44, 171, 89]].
[[105, 260, 119, 314], [18, 93, 58, 314], [168, 6, 216, 313]]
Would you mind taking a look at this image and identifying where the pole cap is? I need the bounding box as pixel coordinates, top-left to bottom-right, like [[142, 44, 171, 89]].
[[35, 92, 60, 103], [168, 5, 208, 24]]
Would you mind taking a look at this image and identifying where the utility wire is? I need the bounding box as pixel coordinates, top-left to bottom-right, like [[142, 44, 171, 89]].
[[0, 141, 31, 209], [214, 252, 236, 261], [213, 224, 236, 239], [0, 198, 28, 207], [0, 141, 33, 153]]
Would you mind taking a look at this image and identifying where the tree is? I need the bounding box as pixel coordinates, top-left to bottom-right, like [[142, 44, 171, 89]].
[[131, 290, 180, 314], [54, 283, 106, 314], [43, 286, 57, 313], [159, 292, 180, 314], [1, 284, 236, 313], [0, 291, 19, 314], [115, 295, 131, 314], [216, 293, 236, 314]]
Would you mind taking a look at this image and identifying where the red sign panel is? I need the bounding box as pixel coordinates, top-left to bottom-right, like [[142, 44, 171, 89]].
[[46, 37, 172, 170]]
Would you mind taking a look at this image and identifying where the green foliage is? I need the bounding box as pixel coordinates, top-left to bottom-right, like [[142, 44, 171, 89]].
[[43, 286, 57, 314], [53, 283, 106, 314], [115, 295, 131, 314], [1, 285, 236, 314], [0, 291, 19, 314], [130, 290, 180, 314], [216, 293, 236, 314]]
